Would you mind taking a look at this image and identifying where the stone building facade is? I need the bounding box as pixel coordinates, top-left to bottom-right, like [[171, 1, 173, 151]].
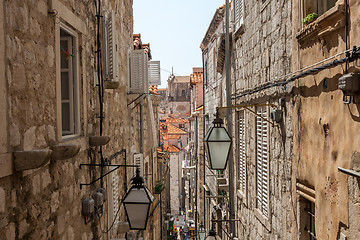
[[0, 1, 163, 239], [291, 0, 360, 239], [200, 5, 231, 237], [230, 0, 294, 239], [199, 0, 360, 239]]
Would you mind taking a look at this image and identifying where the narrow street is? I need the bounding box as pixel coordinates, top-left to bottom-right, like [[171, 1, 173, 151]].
[[1, 0, 360, 240]]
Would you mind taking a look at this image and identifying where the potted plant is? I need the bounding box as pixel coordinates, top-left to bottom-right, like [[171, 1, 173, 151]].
[[154, 181, 165, 194], [302, 13, 319, 25]]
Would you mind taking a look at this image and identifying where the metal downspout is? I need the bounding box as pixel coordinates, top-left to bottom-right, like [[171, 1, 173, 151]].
[[225, 0, 235, 238]]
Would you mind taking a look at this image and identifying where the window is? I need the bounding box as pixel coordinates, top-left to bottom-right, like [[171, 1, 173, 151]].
[[255, 105, 269, 217], [60, 28, 79, 136], [181, 89, 186, 97], [299, 198, 316, 240], [205, 60, 208, 86], [237, 110, 246, 195], [234, 0, 244, 31], [303, 0, 337, 17]]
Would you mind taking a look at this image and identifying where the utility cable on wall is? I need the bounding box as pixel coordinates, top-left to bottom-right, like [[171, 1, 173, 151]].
[[232, 46, 360, 100]]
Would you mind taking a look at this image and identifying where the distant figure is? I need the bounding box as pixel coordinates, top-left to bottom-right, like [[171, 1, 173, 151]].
[[183, 224, 189, 240]]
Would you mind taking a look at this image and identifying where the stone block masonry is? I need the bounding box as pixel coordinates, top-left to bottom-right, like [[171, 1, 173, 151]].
[[0, 0, 135, 239]]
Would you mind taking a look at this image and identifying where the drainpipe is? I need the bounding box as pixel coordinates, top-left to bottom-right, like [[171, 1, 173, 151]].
[[140, 100, 144, 153], [48, 0, 55, 14], [225, 0, 235, 238], [201, 52, 207, 231], [195, 115, 198, 237]]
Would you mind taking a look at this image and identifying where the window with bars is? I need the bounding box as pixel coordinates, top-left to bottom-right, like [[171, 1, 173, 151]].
[[60, 28, 79, 136], [255, 105, 269, 217], [299, 198, 316, 240], [234, 0, 244, 31], [237, 110, 246, 195]]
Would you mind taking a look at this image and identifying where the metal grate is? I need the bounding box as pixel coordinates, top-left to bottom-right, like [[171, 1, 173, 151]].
[[304, 201, 316, 239]]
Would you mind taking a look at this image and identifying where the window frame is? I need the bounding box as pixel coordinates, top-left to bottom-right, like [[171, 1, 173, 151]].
[[234, 0, 245, 32], [58, 23, 81, 139], [301, 0, 338, 22]]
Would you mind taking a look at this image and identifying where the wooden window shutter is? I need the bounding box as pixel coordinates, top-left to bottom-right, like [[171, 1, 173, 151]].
[[148, 61, 161, 85], [256, 105, 269, 217], [235, 0, 244, 31], [238, 110, 246, 194], [110, 166, 119, 230], [130, 49, 149, 93], [103, 10, 119, 82]]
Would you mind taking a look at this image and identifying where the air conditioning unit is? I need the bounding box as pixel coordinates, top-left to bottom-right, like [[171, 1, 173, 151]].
[[148, 61, 161, 85], [103, 10, 119, 82], [129, 49, 149, 94]]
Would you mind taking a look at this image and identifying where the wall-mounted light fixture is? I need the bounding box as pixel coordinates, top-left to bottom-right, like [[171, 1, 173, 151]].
[[205, 227, 217, 240], [204, 109, 232, 170], [338, 72, 360, 104], [198, 224, 206, 240], [122, 168, 155, 230]]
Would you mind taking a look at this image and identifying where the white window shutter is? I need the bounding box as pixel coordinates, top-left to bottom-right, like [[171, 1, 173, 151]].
[[148, 61, 161, 85], [103, 10, 119, 82], [130, 49, 149, 93], [235, 0, 244, 31], [110, 166, 119, 230], [134, 153, 144, 177], [256, 105, 269, 217], [238, 111, 246, 194]]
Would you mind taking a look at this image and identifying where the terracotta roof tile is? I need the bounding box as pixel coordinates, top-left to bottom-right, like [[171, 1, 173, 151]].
[[166, 117, 189, 124], [168, 134, 180, 139], [167, 124, 187, 135], [157, 144, 181, 153]]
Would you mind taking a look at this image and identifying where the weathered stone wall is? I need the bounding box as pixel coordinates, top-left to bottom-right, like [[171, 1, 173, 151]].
[[232, 0, 294, 239], [291, 0, 360, 239], [0, 0, 135, 239], [169, 153, 180, 215]]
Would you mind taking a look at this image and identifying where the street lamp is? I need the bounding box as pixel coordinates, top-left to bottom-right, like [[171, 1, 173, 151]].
[[205, 227, 217, 240], [198, 225, 206, 240], [204, 109, 232, 170], [122, 168, 155, 230]]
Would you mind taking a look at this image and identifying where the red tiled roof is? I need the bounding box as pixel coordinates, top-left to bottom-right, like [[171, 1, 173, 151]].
[[167, 124, 187, 135], [157, 144, 181, 153], [168, 134, 180, 139], [167, 117, 189, 124]]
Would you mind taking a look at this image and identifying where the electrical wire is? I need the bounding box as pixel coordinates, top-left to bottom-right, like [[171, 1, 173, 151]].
[[232, 46, 360, 100]]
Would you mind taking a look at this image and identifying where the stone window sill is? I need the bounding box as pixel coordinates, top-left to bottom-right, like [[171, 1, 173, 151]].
[[255, 208, 271, 231], [296, 4, 346, 44]]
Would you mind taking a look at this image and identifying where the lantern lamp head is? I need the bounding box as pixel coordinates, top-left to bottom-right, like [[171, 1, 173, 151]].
[[122, 168, 154, 230], [204, 108, 232, 170]]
